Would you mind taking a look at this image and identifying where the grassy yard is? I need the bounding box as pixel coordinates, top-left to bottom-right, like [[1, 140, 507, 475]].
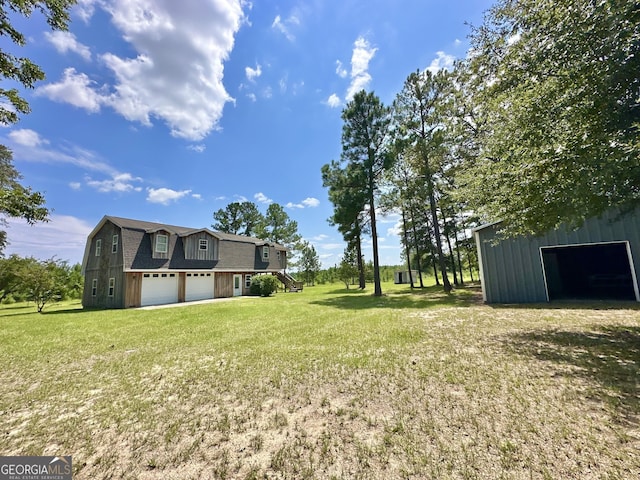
[[0, 282, 638, 479]]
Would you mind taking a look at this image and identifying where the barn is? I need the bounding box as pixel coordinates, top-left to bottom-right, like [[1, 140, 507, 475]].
[[474, 209, 640, 303]]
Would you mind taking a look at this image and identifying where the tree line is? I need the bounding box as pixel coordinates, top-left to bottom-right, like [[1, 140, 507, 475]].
[[323, 0, 638, 296]]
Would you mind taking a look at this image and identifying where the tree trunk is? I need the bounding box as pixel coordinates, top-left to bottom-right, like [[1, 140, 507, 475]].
[[427, 187, 452, 293], [445, 229, 459, 286], [453, 221, 465, 286], [356, 234, 365, 289], [369, 182, 383, 297], [401, 209, 415, 288]]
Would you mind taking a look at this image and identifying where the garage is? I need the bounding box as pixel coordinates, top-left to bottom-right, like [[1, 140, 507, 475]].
[[185, 272, 215, 302], [474, 209, 640, 303], [541, 242, 637, 301], [141, 272, 179, 306]]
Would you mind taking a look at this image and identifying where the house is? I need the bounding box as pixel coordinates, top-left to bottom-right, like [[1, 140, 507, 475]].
[[474, 209, 640, 303], [81, 216, 289, 308]]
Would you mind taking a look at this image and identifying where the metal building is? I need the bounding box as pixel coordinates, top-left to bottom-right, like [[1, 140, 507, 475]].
[[474, 210, 640, 303]]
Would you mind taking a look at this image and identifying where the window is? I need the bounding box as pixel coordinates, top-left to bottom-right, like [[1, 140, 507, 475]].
[[199, 239, 208, 251], [277, 250, 281, 260], [95, 239, 102, 256], [108, 278, 115, 297], [263, 246, 269, 260], [245, 274, 252, 288], [91, 279, 98, 296], [112, 234, 119, 253], [156, 234, 168, 253]]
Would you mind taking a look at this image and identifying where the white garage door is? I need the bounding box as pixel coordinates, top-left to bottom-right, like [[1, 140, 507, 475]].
[[186, 273, 215, 302], [141, 273, 179, 306]]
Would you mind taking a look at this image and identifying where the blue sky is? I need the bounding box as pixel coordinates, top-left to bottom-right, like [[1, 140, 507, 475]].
[[3, 0, 493, 268]]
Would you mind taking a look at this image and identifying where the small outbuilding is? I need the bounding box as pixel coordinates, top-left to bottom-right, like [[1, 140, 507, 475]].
[[394, 270, 419, 284], [474, 209, 640, 303]]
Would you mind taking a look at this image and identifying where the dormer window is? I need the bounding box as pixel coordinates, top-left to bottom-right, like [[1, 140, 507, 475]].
[[156, 234, 168, 253], [262, 245, 269, 260], [199, 239, 208, 251]]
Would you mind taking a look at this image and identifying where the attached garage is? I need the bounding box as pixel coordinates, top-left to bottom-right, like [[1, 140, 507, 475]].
[[475, 209, 640, 303], [141, 272, 179, 306], [185, 272, 215, 302]]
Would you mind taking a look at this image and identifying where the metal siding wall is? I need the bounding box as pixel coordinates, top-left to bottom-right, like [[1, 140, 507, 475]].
[[477, 209, 640, 303]]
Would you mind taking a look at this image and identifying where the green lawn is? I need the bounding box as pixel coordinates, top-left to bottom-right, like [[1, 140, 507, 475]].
[[1, 283, 639, 479]]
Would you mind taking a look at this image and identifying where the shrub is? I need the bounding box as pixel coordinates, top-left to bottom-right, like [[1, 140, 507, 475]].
[[250, 275, 278, 297]]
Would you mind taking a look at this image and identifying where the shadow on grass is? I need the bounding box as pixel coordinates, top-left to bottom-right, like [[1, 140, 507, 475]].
[[507, 325, 640, 422], [311, 284, 482, 310]]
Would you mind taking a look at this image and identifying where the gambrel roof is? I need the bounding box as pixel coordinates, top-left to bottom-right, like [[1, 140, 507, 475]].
[[82, 215, 288, 273]]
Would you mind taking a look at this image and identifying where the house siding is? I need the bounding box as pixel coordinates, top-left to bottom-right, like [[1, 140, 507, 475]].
[[183, 233, 218, 261], [475, 209, 640, 303], [82, 221, 126, 308]]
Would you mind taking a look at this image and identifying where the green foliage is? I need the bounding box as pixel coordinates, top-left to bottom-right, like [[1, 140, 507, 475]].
[[1, 0, 76, 125], [393, 70, 455, 293], [250, 275, 278, 297], [298, 241, 321, 286], [458, 0, 640, 235], [337, 245, 359, 289], [0, 255, 82, 310], [0, 147, 49, 253], [333, 90, 393, 296], [212, 201, 264, 237], [260, 203, 301, 248]]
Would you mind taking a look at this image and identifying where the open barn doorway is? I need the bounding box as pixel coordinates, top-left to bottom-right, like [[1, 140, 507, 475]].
[[541, 242, 639, 301]]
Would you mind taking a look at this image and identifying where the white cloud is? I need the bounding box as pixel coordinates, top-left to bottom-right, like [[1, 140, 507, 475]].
[[4, 214, 94, 264], [192, 193, 202, 200], [254, 192, 273, 204], [36, 67, 103, 112], [146, 187, 192, 205], [312, 234, 328, 241], [234, 195, 248, 202], [40, 0, 246, 141], [86, 173, 143, 193], [5, 131, 120, 176], [426, 51, 455, 74], [285, 197, 319, 209], [8, 129, 49, 147], [346, 37, 377, 100], [245, 64, 262, 81], [44, 31, 91, 60], [326, 93, 341, 108], [335, 60, 347, 78], [73, 0, 98, 23], [262, 86, 273, 99], [272, 13, 300, 42], [187, 144, 206, 153], [69, 182, 82, 190], [246, 93, 257, 102]]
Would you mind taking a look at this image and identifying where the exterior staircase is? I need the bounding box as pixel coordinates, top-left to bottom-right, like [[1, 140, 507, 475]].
[[274, 271, 304, 292]]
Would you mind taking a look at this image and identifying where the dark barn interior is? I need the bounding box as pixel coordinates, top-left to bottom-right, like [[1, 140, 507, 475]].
[[542, 243, 637, 301]]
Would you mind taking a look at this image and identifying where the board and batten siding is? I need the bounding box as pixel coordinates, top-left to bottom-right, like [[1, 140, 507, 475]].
[[83, 221, 126, 308], [183, 233, 218, 261], [475, 209, 640, 303]]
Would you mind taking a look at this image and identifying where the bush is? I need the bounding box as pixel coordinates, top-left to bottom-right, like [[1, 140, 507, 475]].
[[250, 275, 278, 297]]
